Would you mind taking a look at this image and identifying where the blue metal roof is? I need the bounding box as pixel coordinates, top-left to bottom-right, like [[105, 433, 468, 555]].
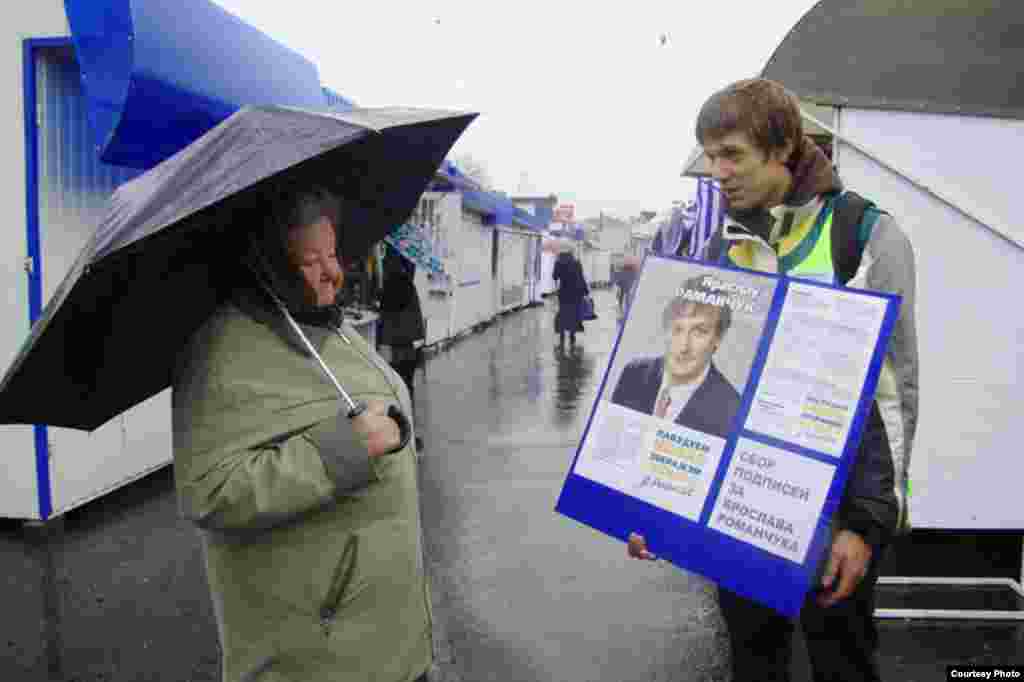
[[429, 160, 482, 192], [462, 189, 515, 226], [430, 163, 543, 231], [64, 0, 333, 169]]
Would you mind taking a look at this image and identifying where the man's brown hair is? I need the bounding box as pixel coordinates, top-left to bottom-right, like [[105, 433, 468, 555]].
[[662, 276, 731, 339], [695, 78, 803, 166]]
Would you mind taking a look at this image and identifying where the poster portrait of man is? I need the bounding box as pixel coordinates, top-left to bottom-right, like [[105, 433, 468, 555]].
[[610, 275, 741, 438]]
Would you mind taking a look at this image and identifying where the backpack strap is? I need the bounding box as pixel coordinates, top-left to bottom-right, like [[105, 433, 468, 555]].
[[830, 190, 882, 285]]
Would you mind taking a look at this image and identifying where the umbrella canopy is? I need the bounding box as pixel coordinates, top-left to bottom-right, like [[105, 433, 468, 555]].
[[0, 105, 476, 431]]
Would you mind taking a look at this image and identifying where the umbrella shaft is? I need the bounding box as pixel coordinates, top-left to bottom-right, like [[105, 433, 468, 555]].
[[249, 263, 358, 413], [279, 308, 358, 413]]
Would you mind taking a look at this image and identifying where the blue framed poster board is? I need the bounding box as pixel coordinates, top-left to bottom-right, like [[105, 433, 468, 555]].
[[555, 254, 900, 617]]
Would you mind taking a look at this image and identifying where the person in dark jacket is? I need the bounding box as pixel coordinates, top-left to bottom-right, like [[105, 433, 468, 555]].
[[615, 259, 639, 319], [551, 249, 589, 348], [378, 245, 426, 449], [611, 281, 740, 439], [627, 78, 915, 682]]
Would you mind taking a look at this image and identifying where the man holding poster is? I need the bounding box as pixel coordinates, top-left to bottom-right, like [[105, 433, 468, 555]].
[[628, 78, 919, 682], [610, 275, 741, 439]]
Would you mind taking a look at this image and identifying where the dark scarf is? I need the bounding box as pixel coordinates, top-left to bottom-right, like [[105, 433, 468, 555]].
[[230, 278, 345, 331], [289, 300, 345, 329], [729, 136, 842, 242]]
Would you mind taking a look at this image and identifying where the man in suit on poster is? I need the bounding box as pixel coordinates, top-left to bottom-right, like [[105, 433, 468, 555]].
[[611, 275, 740, 439]]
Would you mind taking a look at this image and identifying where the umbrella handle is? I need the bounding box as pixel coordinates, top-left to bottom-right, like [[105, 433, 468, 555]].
[[345, 402, 411, 454], [386, 405, 412, 453]]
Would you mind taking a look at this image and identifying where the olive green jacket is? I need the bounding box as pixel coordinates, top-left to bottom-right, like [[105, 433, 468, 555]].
[[172, 289, 431, 682]]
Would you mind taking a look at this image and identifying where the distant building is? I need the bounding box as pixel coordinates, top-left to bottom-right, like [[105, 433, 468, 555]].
[[594, 219, 631, 254], [629, 221, 658, 256]]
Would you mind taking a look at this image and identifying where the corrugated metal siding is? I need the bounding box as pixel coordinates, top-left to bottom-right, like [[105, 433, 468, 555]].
[[35, 46, 141, 303], [29, 45, 171, 520]]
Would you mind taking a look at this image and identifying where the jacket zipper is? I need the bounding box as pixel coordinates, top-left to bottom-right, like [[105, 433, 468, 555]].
[[319, 535, 359, 637], [325, 328, 429, 639]]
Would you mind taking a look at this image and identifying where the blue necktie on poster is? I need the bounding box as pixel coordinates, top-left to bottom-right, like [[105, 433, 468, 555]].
[[555, 255, 900, 617]]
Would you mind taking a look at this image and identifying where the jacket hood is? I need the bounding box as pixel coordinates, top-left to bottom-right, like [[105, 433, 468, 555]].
[[786, 135, 841, 205]]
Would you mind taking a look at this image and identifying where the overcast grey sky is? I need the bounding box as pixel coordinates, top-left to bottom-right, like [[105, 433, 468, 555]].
[[211, 0, 818, 220]]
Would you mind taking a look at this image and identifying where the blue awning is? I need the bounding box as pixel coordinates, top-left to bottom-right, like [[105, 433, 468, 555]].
[[64, 0, 330, 169], [434, 162, 534, 229], [512, 206, 546, 232], [429, 160, 482, 193], [462, 189, 516, 226]]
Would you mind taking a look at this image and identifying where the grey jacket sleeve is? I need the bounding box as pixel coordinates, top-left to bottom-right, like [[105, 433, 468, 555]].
[[180, 417, 378, 533], [843, 211, 920, 541], [304, 411, 378, 494], [863, 213, 920, 474]]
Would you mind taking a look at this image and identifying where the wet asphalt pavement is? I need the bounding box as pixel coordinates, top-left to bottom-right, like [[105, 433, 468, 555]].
[[415, 290, 729, 682], [0, 288, 1021, 681]]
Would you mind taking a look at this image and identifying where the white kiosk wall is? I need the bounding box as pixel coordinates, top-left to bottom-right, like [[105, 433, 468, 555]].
[[0, 0, 73, 519], [415, 192, 459, 346], [539, 250, 556, 296], [20, 42, 172, 519], [498, 230, 527, 312], [834, 107, 1024, 530], [452, 209, 494, 334], [592, 250, 611, 286]]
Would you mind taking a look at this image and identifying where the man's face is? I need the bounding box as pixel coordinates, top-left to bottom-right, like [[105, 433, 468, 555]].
[[664, 304, 722, 385], [703, 130, 792, 212]]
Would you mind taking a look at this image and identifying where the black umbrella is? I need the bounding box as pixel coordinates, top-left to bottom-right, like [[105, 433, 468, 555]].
[[0, 105, 477, 430]]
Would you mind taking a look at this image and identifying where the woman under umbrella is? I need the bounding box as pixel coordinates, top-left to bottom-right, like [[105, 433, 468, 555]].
[[552, 245, 589, 348], [172, 185, 432, 682]]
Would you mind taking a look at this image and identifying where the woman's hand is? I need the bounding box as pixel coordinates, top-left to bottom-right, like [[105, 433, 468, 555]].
[[351, 401, 402, 457]]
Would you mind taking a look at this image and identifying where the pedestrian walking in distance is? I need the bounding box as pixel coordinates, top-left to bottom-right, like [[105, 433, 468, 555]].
[[552, 248, 589, 348]]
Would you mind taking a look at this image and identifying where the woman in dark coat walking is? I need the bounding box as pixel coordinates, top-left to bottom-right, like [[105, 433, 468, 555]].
[[552, 248, 589, 348]]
